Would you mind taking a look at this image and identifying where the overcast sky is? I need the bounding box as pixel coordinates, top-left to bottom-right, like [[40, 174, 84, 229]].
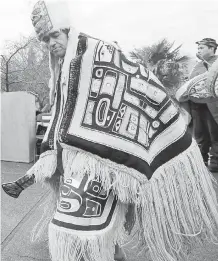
[[0, 0, 218, 57]]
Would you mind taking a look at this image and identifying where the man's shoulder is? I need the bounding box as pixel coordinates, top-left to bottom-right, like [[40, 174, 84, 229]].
[[193, 60, 204, 68], [79, 32, 99, 41], [189, 61, 205, 78]]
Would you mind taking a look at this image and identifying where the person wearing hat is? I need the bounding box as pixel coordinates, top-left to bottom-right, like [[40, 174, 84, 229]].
[[188, 38, 218, 172], [2, 2, 218, 261]]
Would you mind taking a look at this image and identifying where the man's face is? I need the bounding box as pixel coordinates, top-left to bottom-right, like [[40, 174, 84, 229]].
[[42, 30, 68, 58], [197, 44, 214, 59]]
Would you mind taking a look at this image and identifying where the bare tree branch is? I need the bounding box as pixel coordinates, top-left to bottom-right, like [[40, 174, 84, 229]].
[[1, 55, 7, 62], [1, 36, 50, 105], [7, 38, 34, 63]]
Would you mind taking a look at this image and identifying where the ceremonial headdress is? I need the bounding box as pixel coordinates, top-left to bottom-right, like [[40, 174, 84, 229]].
[[31, 0, 71, 40], [31, 1, 78, 105]]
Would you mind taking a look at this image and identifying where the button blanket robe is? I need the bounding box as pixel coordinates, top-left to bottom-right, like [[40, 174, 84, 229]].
[[27, 29, 218, 261]]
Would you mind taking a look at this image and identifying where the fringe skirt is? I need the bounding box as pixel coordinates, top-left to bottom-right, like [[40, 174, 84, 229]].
[[29, 139, 218, 261]]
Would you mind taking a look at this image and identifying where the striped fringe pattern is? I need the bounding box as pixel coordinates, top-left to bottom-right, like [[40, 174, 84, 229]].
[[49, 140, 218, 261], [31, 190, 57, 242], [48, 202, 128, 261], [139, 140, 218, 261], [27, 150, 57, 182], [62, 146, 148, 204], [28, 150, 59, 242]]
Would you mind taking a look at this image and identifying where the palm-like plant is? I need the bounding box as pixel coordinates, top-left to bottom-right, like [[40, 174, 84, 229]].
[[129, 39, 190, 94]]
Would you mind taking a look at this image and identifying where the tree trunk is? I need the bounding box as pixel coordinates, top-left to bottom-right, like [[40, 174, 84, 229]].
[[6, 62, 9, 92]]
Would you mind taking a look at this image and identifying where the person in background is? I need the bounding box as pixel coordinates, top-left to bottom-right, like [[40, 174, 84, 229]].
[[189, 38, 218, 172]]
